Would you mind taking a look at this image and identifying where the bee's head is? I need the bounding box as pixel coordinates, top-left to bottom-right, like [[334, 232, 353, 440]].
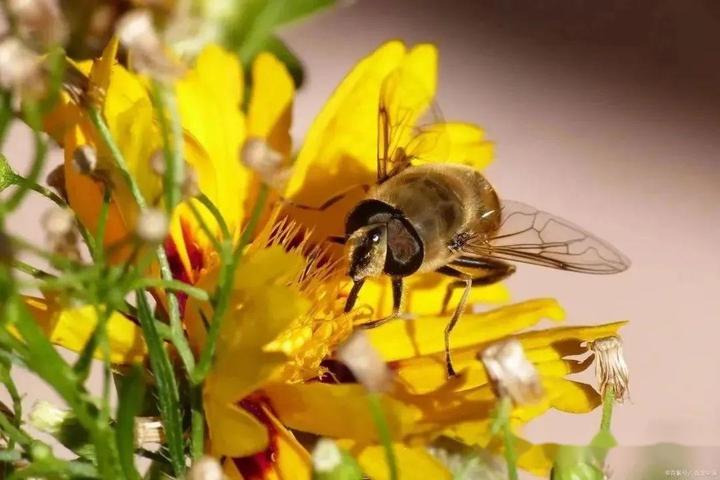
[[347, 223, 388, 281]]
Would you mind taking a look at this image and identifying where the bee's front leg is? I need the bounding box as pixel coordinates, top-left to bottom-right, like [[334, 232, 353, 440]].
[[358, 276, 404, 329]]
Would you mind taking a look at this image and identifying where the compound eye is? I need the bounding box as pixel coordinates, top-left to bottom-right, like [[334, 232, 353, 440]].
[[371, 233, 380, 243]]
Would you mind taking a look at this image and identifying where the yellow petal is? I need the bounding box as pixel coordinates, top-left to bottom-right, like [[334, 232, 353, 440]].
[[356, 271, 509, 320], [264, 383, 421, 443], [340, 441, 451, 480], [405, 122, 494, 171], [22, 297, 146, 364], [368, 298, 564, 362], [284, 41, 407, 239], [176, 44, 248, 234], [219, 408, 312, 480], [247, 52, 294, 157], [206, 396, 269, 458]]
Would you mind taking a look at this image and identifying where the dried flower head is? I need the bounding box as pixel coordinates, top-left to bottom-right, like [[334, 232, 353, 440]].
[[187, 455, 225, 480], [589, 336, 629, 403], [8, 0, 68, 47], [150, 151, 199, 199], [480, 338, 544, 405], [336, 330, 392, 393], [72, 145, 98, 174], [241, 138, 289, 190], [134, 417, 165, 448], [136, 208, 169, 243], [0, 37, 46, 98], [116, 9, 183, 80]]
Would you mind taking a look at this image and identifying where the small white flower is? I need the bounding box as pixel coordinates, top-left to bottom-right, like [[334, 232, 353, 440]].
[[0, 37, 45, 98], [8, 0, 68, 47], [116, 9, 183, 80], [241, 138, 290, 190]]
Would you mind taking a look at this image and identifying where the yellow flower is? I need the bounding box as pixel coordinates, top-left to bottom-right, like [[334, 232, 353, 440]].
[[27, 39, 630, 480]]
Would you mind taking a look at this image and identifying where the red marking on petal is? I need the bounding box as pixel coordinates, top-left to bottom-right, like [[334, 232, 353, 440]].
[[163, 217, 205, 312], [233, 396, 279, 480]]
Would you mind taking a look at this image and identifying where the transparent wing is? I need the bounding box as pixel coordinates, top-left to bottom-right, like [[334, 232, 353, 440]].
[[463, 200, 631, 274], [377, 68, 449, 182]]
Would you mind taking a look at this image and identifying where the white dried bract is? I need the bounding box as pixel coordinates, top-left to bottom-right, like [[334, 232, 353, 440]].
[[136, 208, 169, 243], [0, 37, 46, 98], [187, 455, 225, 480], [336, 330, 391, 393], [116, 9, 183, 80], [72, 145, 98, 174], [8, 0, 68, 47], [589, 336, 629, 403], [480, 339, 544, 405], [312, 438, 343, 473], [134, 416, 165, 448], [241, 138, 290, 190]]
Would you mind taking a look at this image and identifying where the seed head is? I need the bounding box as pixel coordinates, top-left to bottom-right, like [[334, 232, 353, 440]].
[[480, 339, 544, 405], [589, 336, 629, 403]]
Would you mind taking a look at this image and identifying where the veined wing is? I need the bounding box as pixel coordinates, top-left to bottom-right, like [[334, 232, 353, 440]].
[[463, 200, 630, 274]]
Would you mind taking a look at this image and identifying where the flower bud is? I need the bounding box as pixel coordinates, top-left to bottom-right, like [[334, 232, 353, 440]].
[[187, 455, 225, 480], [336, 330, 391, 393], [241, 138, 289, 190], [0, 154, 16, 193], [480, 339, 544, 405], [589, 336, 629, 403], [136, 208, 169, 243], [7, 0, 68, 48], [0, 37, 46, 98]]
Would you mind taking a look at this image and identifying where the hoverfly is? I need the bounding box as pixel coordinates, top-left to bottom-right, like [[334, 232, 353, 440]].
[[292, 64, 630, 377]]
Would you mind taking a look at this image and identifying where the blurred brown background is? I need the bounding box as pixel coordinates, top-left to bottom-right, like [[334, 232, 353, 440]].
[[4, 0, 720, 476]]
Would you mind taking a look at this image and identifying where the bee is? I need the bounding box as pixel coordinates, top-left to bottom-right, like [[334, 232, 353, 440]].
[[292, 70, 630, 377]]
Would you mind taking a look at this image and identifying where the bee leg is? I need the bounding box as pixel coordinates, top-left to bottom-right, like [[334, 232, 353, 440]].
[[444, 277, 473, 377], [358, 277, 404, 329], [437, 258, 516, 314], [437, 259, 516, 377], [281, 184, 370, 211], [344, 279, 366, 313]]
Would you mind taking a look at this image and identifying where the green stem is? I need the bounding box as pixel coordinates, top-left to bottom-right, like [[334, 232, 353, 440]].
[[191, 184, 269, 384], [367, 393, 397, 480], [189, 385, 204, 460], [87, 106, 196, 374], [133, 278, 209, 302], [498, 396, 518, 480], [600, 386, 615, 434], [151, 82, 184, 214]]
